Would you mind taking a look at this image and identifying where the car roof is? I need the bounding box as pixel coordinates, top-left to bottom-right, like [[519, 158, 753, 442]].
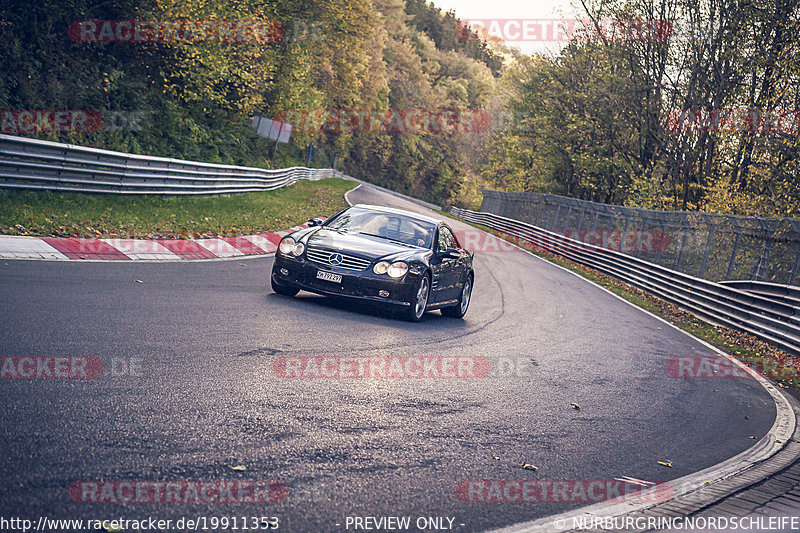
[[350, 204, 442, 225]]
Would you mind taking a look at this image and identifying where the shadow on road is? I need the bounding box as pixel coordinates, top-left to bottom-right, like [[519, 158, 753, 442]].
[[265, 290, 461, 326]]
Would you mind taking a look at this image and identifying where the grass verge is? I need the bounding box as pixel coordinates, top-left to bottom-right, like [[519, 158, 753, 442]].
[[443, 211, 800, 392], [0, 178, 355, 239]]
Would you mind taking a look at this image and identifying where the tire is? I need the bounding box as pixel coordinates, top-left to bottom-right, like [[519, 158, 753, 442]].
[[441, 274, 472, 319], [403, 274, 430, 322], [271, 275, 299, 297]]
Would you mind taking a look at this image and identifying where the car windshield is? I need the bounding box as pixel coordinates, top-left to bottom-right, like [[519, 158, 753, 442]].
[[325, 207, 436, 248]]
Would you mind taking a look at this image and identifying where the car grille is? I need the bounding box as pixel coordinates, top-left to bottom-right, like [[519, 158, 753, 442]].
[[306, 247, 372, 271]]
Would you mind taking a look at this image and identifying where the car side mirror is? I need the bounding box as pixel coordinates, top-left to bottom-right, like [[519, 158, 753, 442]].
[[306, 217, 325, 227]]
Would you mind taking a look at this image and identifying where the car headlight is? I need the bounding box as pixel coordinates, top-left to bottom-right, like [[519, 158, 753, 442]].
[[279, 237, 305, 257], [373, 261, 390, 275], [279, 237, 295, 255], [387, 261, 408, 278]]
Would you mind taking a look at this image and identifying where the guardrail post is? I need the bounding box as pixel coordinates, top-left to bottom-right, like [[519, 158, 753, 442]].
[[790, 220, 800, 285], [653, 214, 668, 266], [699, 213, 715, 279], [750, 218, 773, 281], [535, 194, 544, 227], [522, 193, 532, 224], [675, 212, 690, 271], [725, 215, 742, 281], [551, 199, 560, 231]]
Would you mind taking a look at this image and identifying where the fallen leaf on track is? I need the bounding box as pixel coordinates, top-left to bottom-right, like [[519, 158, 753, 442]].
[[571, 403, 580, 410], [228, 465, 247, 471], [521, 463, 538, 471], [657, 460, 672, 467], [134, 279, 144, 283]]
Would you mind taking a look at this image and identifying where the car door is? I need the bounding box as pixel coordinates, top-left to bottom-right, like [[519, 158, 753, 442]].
[[430, 224, 461, 303], [445, 224, 470, 295]]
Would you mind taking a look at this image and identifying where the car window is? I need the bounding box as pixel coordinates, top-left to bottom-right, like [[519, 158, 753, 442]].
[[325, 207, 435, 248], [447, 226, 461, 248], [438, 225, 455, 251]]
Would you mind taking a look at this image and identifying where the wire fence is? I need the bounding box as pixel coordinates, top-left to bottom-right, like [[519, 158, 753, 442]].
[[450, 205, 800, 355], [480, 190, 800, 286]]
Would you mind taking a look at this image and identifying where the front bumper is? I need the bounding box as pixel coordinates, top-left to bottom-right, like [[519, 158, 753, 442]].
[[272, 254, 419, 307]]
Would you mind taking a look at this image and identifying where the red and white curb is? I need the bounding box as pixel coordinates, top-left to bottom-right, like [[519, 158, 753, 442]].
[[0, 224, 312, 261]]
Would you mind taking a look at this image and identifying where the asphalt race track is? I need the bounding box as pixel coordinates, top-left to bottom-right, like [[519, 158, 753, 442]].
[[0, 184, 777, 532]]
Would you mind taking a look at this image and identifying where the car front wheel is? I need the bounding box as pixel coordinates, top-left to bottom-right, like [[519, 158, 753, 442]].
[[441, 274, 472, 318], [403, 274, 430, 322]]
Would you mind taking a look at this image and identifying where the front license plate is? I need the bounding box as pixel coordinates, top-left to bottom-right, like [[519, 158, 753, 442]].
[[316, 270, 342, 284]]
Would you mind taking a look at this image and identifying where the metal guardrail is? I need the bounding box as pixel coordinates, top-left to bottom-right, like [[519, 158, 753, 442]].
[[450, 206, 800, 356], [719, 281, 800, 309], [0, 134, 343, 195]]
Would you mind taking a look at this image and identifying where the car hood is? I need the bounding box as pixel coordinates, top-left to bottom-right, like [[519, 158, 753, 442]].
[[304, 228, 428, 261]]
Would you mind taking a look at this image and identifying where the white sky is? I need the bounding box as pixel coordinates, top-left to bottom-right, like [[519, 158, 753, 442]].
[[429, 0, 586, 55]]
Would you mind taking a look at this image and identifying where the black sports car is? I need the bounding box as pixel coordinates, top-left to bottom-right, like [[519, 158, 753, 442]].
[[270, 204, 474, 321]]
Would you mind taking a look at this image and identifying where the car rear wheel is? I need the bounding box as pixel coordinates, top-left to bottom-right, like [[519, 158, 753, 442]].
[[271, 276, 299, 297], [404, 274, 430, 322], [441, 274, 472, 319]]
